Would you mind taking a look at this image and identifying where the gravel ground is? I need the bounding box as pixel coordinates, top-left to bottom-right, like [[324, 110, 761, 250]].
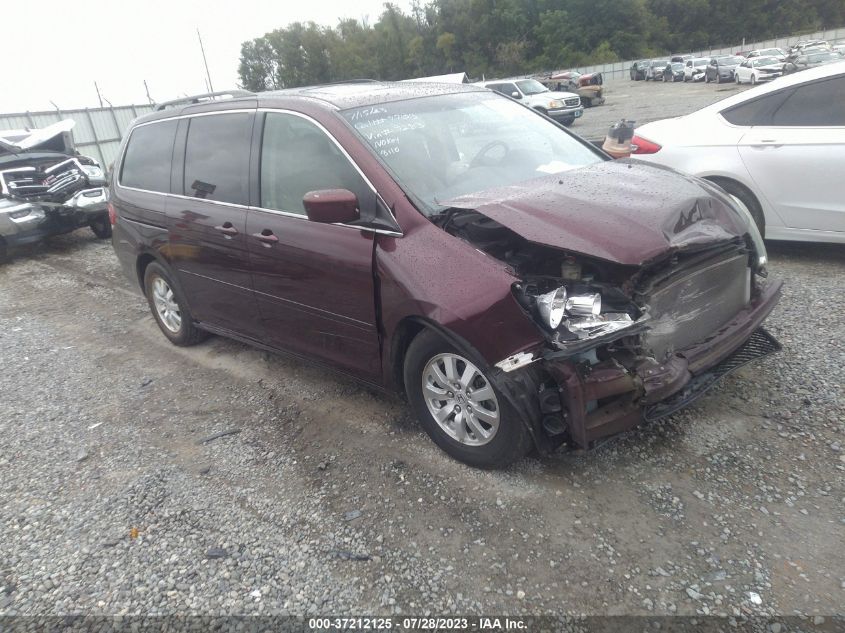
[[0, 223, 843, 622], [572, 75, 751, 141]]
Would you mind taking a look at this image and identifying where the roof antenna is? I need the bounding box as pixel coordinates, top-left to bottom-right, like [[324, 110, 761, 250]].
[[197, 29, 215, 94]]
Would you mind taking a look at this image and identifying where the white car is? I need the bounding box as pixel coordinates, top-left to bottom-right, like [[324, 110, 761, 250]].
[[630, 61, 845, 243], [684, 58, 709, 81], [734, 56, 783, 84], [746, 47, 787, 61]]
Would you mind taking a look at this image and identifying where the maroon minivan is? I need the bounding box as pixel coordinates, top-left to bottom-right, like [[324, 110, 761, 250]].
[[110, 83, 781, 467]]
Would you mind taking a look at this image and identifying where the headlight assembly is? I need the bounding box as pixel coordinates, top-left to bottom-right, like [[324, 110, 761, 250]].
[[565, 293, 601, 316], [536, 287, 567, 329]]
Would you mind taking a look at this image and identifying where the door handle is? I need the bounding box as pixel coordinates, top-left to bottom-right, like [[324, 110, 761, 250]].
[[214, 222, 239, 237], [252, 229, 279, 246]]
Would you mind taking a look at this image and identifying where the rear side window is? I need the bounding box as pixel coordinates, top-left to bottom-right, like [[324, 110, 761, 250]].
[[183, 112, 253, 205], [770, 77, 845, 126], [488, 83, 517, 95], [721, 90, 790, 126], [120, 120, 177, 193]]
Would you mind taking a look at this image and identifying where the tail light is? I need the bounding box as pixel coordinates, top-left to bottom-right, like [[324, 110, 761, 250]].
[[107, 201, 117, 225], [630, 134, 662, 155]]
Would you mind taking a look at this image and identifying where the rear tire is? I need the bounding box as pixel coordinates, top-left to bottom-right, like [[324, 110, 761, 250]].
[[143, 262, 208, 346], [0, 237, 7, 264], [403, 329, 531, 469]]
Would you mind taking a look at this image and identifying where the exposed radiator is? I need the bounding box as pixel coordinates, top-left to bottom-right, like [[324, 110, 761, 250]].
[[641, 253, 750, 359]]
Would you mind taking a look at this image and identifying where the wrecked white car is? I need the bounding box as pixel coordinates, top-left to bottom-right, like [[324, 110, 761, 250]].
[[0, 120, 110, 261]]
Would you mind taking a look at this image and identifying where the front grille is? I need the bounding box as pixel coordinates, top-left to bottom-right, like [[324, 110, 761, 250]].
[[644, 328, 781, 421], [565, 97, 580, 107], [640, 253, 750, 359]]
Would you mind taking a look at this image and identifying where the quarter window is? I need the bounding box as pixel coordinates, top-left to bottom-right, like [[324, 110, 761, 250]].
[[259, 112, 373, 216], [183, 112, 253, 205], [721, 91, 789, 126], [119, 120, 177, 193], [770, 77, 845, 126]]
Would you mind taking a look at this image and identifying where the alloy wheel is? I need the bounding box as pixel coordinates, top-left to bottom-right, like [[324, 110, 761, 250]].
[[421, 353, 500, 446], [151, 276, 182, 333]]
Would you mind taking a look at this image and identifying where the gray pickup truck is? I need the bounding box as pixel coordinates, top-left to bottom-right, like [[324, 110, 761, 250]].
[[1, 120, 110, 262]]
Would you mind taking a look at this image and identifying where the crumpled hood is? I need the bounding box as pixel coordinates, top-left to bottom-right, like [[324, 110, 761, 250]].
[[443, 160, 747, 266]]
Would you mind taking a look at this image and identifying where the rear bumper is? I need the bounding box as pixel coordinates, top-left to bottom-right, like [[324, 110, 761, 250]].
[[544, 277, 783, 448]]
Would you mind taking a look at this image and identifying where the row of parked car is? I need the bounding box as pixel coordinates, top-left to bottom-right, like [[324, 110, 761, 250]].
[[631, 39, 845, 85]]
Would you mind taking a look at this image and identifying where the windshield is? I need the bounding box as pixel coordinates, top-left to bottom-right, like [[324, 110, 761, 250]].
[[671, 63, 684, 70], [651, 60, 667, 67], [719, 56, 744, 64], [753, 57, 778, 66], [515, 79, 549, 95], [694, 59, 708, 66], [342, 92, 603, 215]]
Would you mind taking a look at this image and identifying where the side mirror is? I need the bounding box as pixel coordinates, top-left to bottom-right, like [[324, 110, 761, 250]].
[[511, 91, 521, 99], [303, 189, 360, 224]]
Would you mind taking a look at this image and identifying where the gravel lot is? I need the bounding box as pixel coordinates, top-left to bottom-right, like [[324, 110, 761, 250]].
[[2, 229, 843, 621], [572, 76, 751, 141], [0, 81, 843, 622]]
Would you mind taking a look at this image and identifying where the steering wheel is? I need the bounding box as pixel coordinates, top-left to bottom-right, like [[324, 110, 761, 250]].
[[469, 140, 509, 168]]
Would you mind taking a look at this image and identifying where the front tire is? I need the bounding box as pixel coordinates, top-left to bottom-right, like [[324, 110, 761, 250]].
[[143, 262, 208, 346], [751, 74, 757, 85], [403, 330, 531, 469]]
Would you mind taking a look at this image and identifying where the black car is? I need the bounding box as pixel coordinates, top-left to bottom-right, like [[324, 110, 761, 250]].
[[705, 56, 744, 83], [629, 61, 649, 80], [662, 62, 685, 82]]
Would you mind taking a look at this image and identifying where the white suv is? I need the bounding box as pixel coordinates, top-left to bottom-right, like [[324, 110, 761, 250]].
[[478, 79, 583, 126]]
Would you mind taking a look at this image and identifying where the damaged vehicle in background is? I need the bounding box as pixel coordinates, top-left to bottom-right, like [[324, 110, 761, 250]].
[[110, 83, 781, 468], [0, 120, 109, 262], [538, 70, 605, 107]]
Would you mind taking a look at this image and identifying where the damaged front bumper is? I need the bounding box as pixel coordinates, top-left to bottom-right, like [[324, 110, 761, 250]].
[[540, 277, 782, 448]]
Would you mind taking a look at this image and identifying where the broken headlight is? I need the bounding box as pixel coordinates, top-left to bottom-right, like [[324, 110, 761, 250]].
[[536, 287, 567, 329], [522, 282, 639, 342], [81, 164, 104, 180], [565, 293, 601, 316]]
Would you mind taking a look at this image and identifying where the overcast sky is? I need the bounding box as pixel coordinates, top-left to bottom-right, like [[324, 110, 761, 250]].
[[1, 0, 409, 114]]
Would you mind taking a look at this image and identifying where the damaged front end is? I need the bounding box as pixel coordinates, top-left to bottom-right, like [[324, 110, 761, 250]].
[[0, 120, 109, 255], [441, 165, 782, 450]]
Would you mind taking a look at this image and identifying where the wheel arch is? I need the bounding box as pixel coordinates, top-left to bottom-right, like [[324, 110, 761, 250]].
[[389, 316, 479, 396], [700, 174, 767, 235], [390, 315, 547, 453], [135, 251, 192, 312]]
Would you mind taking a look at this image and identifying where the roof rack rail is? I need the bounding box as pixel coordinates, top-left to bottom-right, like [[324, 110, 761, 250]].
[[155, 90, 255, 111], [325, 78, 382, 84]]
